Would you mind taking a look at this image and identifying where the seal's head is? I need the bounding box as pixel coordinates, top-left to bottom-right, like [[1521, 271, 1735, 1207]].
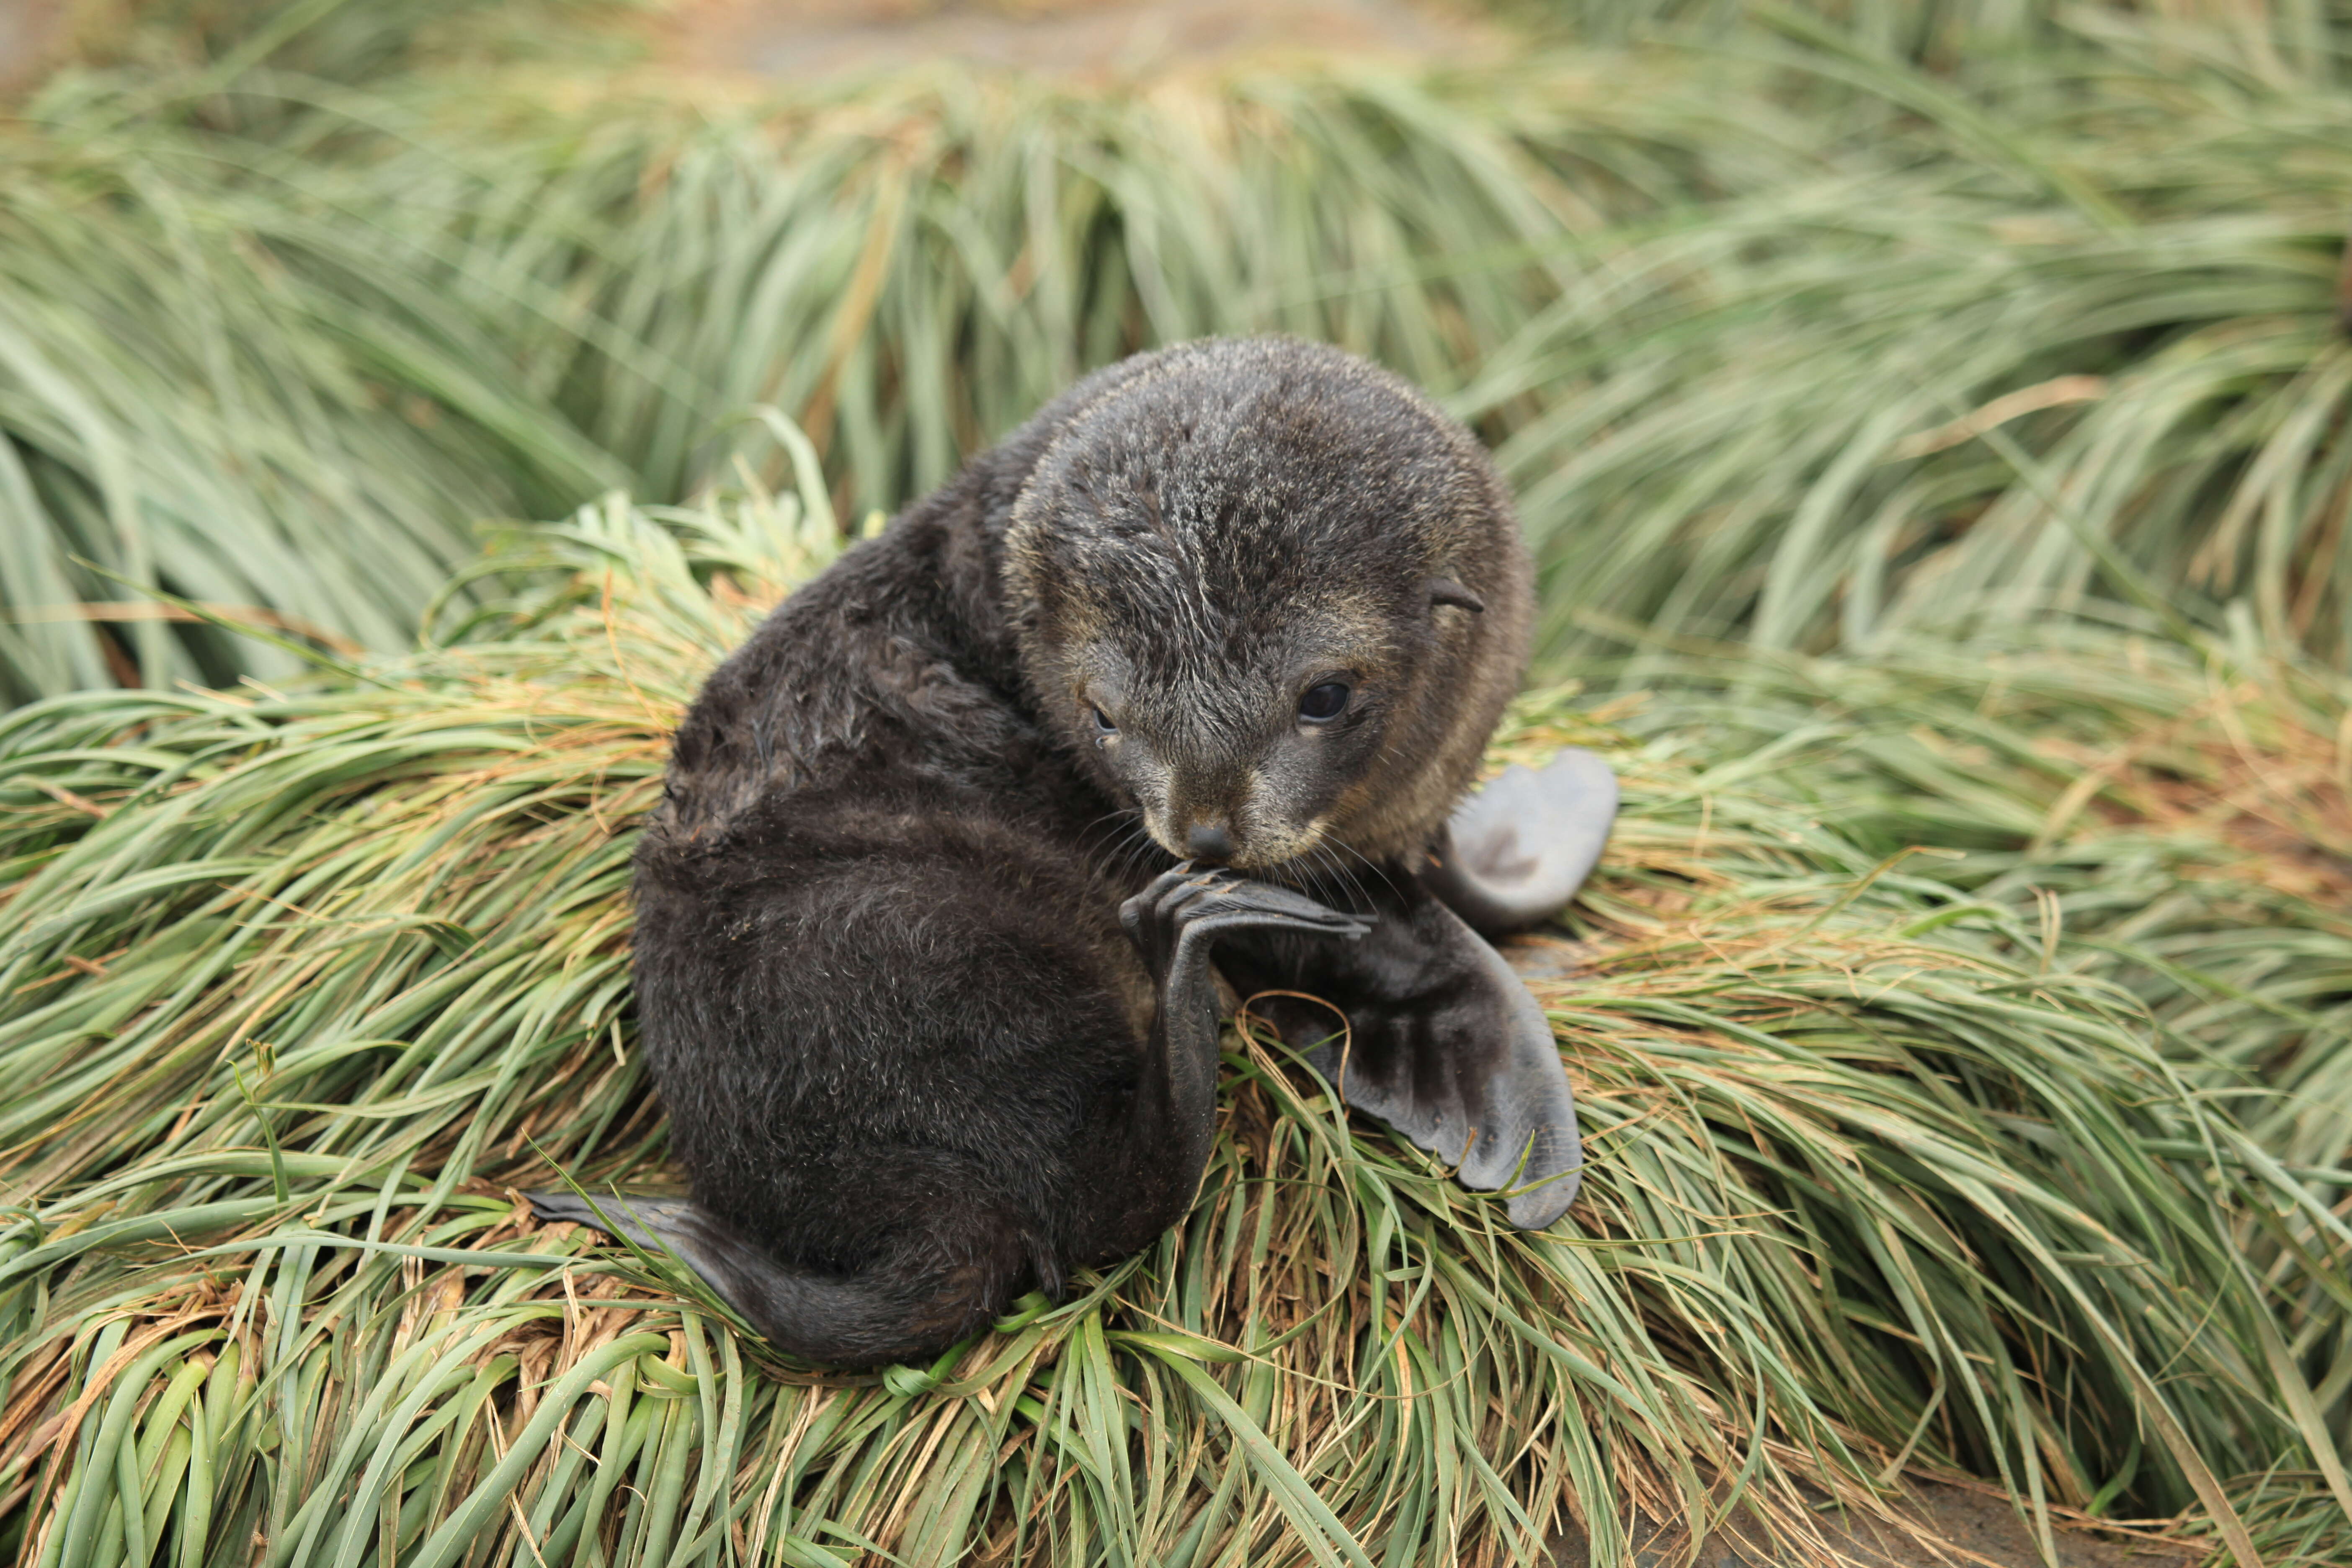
[[1003, 337, 1532, 874]]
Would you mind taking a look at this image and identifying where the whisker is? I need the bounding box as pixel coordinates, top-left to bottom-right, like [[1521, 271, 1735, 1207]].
[[1081, 811, 1169, 892], [1327, 835, 1403, 905], [1294, 841, 1363, 914], [1114, 822, 1169, 886], [1075, 806, 1140, 863]]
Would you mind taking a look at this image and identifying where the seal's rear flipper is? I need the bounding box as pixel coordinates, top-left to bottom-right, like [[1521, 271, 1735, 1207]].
[[1423, 747, 1617, 939], [529, 1190, 771, 1305], [529, 1187, 1043, 1366]]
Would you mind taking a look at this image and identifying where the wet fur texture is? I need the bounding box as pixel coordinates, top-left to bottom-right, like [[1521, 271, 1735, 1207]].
[[622, 339, 1537, 1364]]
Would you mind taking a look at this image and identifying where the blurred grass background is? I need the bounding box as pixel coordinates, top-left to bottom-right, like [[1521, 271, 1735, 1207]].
[[0, 0, 2348, 1564]]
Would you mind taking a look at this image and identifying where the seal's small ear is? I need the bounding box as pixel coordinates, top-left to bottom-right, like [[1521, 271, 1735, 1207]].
[[1428, 578, 1485, 614]]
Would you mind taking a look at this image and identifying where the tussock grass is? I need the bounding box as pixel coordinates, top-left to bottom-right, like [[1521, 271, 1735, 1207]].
[[1615, 622, 2352, 1562], [1469, 26, 2352, 671], [1514, 0, 2348, 71], [0, 3, 2347, 1562], [0, 36, 1731, 696], [0, 19, 642, 704], [0, 13, 1796, 701], [1615, 619, 2352, 1164], [6, 0, 2351, 699], [1, 497, 2343, 1565]]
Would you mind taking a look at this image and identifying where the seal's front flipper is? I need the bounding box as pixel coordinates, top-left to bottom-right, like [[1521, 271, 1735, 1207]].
[[1423, 747, 1617, 939], [1121, 864, 1373, 1215], [1224, 892, 1582, 1228]]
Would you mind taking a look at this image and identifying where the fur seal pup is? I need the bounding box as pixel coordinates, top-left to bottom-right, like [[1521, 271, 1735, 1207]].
[[532, 338, 1616, 1366]]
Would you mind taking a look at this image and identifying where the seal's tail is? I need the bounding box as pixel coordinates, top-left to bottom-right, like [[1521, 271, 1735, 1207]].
[[527, 1189, 1038, 1366]]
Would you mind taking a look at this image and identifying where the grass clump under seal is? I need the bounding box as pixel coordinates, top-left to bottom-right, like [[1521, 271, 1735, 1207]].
[[0, 486, 2343, 1566]]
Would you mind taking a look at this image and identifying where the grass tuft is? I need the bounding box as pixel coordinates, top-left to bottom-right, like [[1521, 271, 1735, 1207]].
[[6, 1, 2351, 696], [1, 492, 2343, 1565]]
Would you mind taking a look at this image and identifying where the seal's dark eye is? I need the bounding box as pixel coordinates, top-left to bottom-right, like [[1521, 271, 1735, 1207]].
[[1091, 705, 1117, 735], [1298, 682, 1351, 722]]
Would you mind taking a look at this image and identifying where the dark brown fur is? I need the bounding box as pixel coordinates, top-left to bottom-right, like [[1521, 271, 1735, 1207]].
[[598, 339, 1540, 1363]]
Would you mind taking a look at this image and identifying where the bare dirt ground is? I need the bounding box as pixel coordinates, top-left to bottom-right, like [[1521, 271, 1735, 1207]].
[[653, 0, 1497, 80], [1544, 1484, 2197, 1568], [0, 0, 67, 94]]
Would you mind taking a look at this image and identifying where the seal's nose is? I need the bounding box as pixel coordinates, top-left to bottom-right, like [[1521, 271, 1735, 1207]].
[[1186, 822, 1234, 861]]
